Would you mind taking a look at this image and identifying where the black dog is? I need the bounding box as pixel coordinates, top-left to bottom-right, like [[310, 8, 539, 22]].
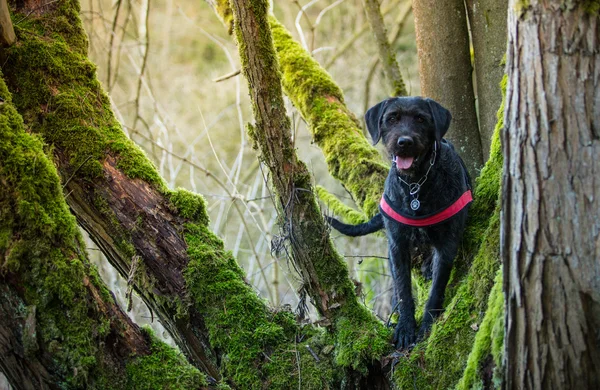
[[328, 97, 472, 349]]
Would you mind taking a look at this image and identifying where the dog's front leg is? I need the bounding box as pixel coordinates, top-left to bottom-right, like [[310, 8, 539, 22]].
[[389, 237, 417, 349], [418, 244, 457, 340]]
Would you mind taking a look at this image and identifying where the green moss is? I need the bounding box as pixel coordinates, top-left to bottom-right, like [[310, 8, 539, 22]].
[[5, 0, 167, 190], [270, 18, 389, 218], [1, 72, 96, 385], [183, 210, 389, 386], [334, 309, 391, 374], [126, 328, 208, 389], [183, 221, 336, 388], [316, 186, 367, 225], [456, 270, 504, 390], [393, 206, 501, 389], [168, 188, 210, 226], [214, 0, 234, 34], [0, 72, 124, 387], [461, 75, 506, 255], [582, 0, 600, 14]]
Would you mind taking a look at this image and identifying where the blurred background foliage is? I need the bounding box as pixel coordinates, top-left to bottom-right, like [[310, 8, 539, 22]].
[[80, 0, 419, 338]]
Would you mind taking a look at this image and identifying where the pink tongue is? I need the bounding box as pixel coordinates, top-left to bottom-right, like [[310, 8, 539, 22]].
[[395, 156, 414, 170]]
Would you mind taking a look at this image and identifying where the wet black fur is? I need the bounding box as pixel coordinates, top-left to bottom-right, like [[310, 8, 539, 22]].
[[327, 97, 471, 349]]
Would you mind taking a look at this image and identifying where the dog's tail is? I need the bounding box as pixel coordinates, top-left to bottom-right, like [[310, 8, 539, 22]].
[[326, 213, 384, 237]]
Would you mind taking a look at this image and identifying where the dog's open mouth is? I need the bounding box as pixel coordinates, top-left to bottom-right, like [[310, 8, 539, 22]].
[[394, 155, 415, 171]]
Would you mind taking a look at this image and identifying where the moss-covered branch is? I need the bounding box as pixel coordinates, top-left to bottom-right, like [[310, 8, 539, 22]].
[[232, 0, 391, 384], [3, 0, 223, 377], [0, 72, 207, 389]]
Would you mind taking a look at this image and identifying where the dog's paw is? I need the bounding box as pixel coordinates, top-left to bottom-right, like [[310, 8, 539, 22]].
[[393, 318, 417, 350]]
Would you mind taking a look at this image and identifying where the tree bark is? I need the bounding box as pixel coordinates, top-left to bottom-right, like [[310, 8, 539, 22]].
[[361, 0, 407, 97], [0, 0, 15, 46], [232, 0, 348, 319], [502, 2, 600, 388], [466, 0, 507, 159], [413, 0, 484, 177]]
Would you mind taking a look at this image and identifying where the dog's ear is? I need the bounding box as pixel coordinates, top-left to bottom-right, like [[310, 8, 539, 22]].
[[426, 98, 452, 144], [364, 99, 390, 145]]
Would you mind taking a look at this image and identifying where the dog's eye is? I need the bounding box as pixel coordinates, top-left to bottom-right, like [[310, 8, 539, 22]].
[[388, 114, 400, 122], [416, 116, 425, 123]]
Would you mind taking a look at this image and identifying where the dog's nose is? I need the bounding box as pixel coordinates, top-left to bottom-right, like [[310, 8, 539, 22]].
[[397, 137, 414, 147]]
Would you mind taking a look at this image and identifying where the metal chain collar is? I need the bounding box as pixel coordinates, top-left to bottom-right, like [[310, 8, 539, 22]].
[[395, 142, 437, 211]]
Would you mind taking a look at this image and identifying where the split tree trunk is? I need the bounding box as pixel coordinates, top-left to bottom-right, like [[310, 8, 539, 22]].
[[466, 0, 507, 160], [412, 0, 483, 177], [502, 2, 600, 388], [231, 0, 391, 386]]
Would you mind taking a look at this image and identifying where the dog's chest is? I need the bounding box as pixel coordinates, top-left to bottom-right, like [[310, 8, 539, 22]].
[[383, 217, 432, 247]]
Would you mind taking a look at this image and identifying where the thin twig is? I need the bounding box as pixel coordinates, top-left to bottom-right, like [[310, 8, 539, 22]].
[[305, 345, 320, 362], [131, 0, 151, 133], [106, 0, 123, 89], [62, 155, 93, 189], [343, 254, 388, 260], [126, 255, 140, 312], [323, 0, 402, 68], [292, 0, 321, 51], [109, 0, 132, 93], [213, 69, 241, 82]]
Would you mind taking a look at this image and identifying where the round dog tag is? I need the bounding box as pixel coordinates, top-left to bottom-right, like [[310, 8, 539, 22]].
[[410, 199, 420, 210]]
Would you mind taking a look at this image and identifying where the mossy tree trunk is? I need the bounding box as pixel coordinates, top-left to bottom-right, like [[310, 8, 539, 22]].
[[502, 2, 600, 388], [0, 73, 207, 390], [3, 0, 221, 377], [412, 0, 484, 177]]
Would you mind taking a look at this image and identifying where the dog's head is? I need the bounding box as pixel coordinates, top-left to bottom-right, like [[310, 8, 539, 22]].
[[365, 96, 451, 175]]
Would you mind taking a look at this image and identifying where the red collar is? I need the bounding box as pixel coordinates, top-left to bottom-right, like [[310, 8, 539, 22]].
[[379, 190, 473, 227]]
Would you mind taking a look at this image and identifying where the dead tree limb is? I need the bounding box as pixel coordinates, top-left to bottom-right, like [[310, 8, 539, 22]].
[[361, 0, 407, 96]]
